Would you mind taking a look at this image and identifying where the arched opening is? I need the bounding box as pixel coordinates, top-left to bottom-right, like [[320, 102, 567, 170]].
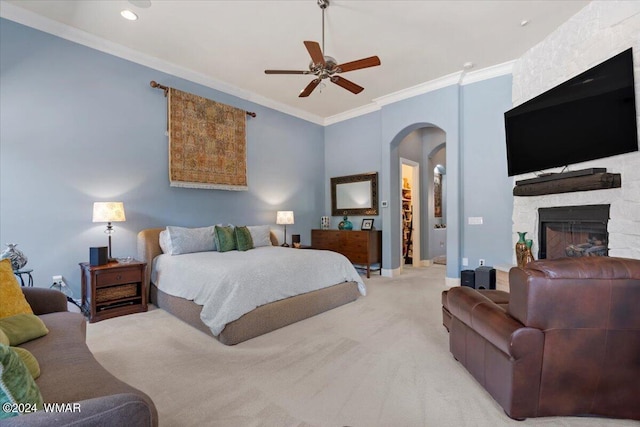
[[390, 123, 448, 273]]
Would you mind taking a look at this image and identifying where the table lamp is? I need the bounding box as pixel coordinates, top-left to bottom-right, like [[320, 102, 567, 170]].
[[276, 211, 294, 247], [92, 202, 126, 260]]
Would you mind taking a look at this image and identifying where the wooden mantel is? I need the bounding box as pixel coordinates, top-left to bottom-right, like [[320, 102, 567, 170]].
[[513, 171, 621, 197]]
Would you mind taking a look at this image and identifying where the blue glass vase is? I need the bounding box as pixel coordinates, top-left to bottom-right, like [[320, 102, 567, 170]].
[[338, 216, 353, 230]]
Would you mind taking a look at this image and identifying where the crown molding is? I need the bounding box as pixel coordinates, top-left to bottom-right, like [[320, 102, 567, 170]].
[[324, 103, 381, 126], [373, 71, 464, 107], [460, 60, 515, 85]]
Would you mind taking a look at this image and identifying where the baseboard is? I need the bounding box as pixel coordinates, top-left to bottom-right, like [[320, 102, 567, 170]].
[[381, 267, 400, 277]]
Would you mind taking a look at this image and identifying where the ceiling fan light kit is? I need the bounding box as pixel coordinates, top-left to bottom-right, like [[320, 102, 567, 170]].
[[265, 0, 381, 98]]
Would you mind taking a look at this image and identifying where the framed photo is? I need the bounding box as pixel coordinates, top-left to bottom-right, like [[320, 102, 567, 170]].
[[361, 218, 374, 230]]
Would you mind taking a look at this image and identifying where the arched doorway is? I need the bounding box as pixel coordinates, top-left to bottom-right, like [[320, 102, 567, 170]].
[[392, 124, 448, 272]]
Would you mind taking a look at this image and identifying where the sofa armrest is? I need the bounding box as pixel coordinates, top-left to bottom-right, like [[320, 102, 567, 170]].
[[447, 286, 544, 358], [2, 393, 156, 427], [471, 302, 544, 358], [22, 288, 68, 315]]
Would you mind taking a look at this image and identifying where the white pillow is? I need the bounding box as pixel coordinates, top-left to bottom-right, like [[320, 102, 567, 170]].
[[164, 226, 216, 255], [247, 225, 272, 247], [159, 229, 172, 254]]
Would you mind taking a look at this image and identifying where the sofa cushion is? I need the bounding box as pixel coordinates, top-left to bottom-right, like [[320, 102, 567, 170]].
[[0, 314, 49, 346], [0, 344, 43, 419], [0, 259, 33, 319], [10, 347, 40, 379], [0, 329, 8, 346]]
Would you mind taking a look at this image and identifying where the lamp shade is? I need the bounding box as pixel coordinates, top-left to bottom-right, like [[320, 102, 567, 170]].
[[276, 211, 294, 225], [92, 202, 126, 222]]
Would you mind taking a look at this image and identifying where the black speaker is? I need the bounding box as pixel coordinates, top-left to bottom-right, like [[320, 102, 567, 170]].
[[475, 266, 496, 290], [291, 234, 301, 244], [90, 246, 108, 266], [461, 270, 475, 288]]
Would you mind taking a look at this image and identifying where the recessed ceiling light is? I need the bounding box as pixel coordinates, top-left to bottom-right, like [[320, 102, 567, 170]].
[[120, 9, 138, 21], [463, 62, 474, 70], [520, 19, 529, 27]]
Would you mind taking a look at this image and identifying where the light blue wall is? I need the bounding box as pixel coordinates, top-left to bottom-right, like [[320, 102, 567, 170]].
[[460, 76, 514, 269], [324, 111, 382, 231], [324, 76, 513, 278], [0, 19, 325, 296], [381, 85, 462, 277]]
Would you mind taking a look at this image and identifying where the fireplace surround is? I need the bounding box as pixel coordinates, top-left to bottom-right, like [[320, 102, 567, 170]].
[[538, 204, 610, 260]]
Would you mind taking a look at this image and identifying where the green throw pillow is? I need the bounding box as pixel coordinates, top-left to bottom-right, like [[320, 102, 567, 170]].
[[235, 226, 254, 251], [10, 347, 40, 379], [214, 225, 237, 252], [0, 344, 43, 419], [0, 329, 8, 346], [0, 314, 49, 346]]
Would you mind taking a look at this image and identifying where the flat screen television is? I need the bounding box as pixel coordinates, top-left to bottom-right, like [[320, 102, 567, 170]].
[[504, 48, 638, 177]]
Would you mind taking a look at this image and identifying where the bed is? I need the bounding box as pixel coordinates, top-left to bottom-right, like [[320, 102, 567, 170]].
[[137, 227, 365, 345]]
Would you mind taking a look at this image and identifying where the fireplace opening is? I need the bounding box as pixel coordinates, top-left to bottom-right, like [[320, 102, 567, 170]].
[[538, 205, 610, 260]]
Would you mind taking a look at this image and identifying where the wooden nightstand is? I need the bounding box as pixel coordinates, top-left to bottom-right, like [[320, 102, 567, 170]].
[[80, 260, 147, 323]]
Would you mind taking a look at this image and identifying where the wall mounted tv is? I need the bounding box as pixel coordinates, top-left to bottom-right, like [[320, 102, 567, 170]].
[[504, 48, 638, 177]]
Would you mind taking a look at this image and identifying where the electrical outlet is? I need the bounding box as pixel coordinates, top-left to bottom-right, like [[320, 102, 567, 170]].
[[52, 275, 63, 284], [462, 257, 468, 266], [479, 259, 485, 266]]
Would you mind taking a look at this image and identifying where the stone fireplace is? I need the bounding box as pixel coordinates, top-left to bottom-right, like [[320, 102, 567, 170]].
[[509, 3, 639, 264], [538, 205, 609, 259]]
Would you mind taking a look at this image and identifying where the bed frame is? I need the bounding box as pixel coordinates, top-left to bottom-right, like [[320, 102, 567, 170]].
[[136, 228, 360, 345]]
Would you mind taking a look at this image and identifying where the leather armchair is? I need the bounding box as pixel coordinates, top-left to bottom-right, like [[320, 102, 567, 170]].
[[444, 256, 640, 421]]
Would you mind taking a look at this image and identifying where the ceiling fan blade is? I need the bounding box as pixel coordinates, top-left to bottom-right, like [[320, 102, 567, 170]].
[[337, 56, 381, 73], [265, 70, 309, 75], [299, 79, 321, 98], [331, 76, 364, 94], [303, 41, 325, 66]]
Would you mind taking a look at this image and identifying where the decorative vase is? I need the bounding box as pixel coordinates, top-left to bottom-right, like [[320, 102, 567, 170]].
[[338, 215, 353, 230], [515, 232, 527, 269], [1, 243, 28, 270], [524, 239, 535, 265]]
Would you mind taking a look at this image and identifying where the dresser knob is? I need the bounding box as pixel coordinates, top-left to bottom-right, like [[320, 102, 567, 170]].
[[116, 274, 122, 280]]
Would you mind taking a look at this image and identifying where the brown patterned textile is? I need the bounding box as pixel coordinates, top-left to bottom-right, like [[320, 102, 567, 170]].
[[168, 88, 247, 190]]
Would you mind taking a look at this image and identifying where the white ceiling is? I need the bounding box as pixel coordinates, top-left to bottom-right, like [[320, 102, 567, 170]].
[[1, 0, 590, 123]]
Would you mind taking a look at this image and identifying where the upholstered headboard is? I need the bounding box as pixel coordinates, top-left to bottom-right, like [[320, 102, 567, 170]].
[[136, 227, 279, 299]]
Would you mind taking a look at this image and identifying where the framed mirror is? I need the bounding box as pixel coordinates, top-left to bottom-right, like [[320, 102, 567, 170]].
[[331, 172, 378, 216]]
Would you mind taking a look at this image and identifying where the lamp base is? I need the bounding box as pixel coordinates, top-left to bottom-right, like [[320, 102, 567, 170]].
[[281, 243, 290, 247]]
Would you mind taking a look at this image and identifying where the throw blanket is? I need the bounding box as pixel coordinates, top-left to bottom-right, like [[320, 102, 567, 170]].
[[151, 247, 366, 336]]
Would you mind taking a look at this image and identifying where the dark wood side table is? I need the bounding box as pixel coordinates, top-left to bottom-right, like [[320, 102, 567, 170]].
[[80, 260, 147, 323]]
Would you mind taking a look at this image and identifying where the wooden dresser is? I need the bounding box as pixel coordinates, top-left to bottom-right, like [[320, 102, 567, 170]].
[[311, 229, 382, 278]]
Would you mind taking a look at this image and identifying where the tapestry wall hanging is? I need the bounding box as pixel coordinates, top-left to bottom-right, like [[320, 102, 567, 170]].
[[168, 87, 247, 190]]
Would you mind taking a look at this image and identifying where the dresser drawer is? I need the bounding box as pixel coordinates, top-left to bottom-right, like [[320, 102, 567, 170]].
[[96, 268, 141, 287]]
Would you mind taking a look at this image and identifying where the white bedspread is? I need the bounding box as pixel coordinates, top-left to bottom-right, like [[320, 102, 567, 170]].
[[151, 247, 366, 336]]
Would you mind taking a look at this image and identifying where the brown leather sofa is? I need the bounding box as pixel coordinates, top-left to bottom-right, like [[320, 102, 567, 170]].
[[442, 256, 640, 421]]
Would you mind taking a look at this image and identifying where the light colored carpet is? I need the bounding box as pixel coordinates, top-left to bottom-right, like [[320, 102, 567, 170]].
[[86, 266, 636, 427]]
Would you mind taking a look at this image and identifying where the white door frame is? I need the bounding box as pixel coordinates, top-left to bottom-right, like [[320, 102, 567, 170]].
[[400, 158, 420, 269]]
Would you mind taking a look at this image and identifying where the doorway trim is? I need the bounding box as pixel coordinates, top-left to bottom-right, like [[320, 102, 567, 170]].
[[400, 158, 420, 269]]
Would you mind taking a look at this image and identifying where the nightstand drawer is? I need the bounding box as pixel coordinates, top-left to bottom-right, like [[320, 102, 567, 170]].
[[95, 268, 141, 287]]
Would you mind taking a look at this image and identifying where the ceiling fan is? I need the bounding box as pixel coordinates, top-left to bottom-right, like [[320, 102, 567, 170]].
[[264, 0, 381, 98]]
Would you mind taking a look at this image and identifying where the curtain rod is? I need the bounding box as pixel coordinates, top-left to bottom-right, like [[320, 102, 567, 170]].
[[150, 81, 256, 117]]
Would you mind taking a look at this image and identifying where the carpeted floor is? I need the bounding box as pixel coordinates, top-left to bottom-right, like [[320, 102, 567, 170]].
[[86, 266, 636, 427]]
